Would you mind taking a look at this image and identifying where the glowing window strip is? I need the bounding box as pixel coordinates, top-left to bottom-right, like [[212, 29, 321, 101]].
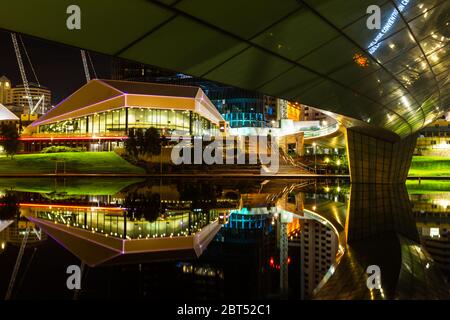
[[368, 0, 411, 55]]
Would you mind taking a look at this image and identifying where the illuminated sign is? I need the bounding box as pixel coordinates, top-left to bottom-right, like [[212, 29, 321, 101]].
[[368, 0, 411, 55]]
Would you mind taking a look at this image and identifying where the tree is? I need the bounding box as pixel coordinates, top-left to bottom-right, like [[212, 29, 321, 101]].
[[125, 128, 138, 158], [0, 123, 20, 159], [136, 128, 145, 154], [143, 127, 161, 156], [0, 191, 20, 220]]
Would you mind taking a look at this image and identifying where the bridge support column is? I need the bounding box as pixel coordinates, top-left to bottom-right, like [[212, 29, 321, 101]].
[[346, 127, 418, 184]]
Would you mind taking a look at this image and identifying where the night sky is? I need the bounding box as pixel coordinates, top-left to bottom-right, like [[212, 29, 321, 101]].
[[0, 29, 112, 104]]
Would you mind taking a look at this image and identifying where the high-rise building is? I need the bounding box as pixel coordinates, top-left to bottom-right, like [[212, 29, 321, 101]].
[[300, 105, 328, 122], [300, 219, 338, 299], [0, 75, 13, 106], [111, 59, 278, 128], [11, 82, 51, 114]]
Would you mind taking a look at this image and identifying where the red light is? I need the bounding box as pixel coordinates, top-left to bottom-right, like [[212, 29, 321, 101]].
[[353, 53, 369, 68], [269, 257, 274, 266]]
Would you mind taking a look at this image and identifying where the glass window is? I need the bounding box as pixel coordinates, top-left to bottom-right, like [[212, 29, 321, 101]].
[[119, 108, 126, 130], [113, 110, 120, 130], [128, 108, 136, 127], [100, 113, 106, 133]]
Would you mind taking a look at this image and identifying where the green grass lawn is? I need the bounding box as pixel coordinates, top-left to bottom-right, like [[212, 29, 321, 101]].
[[0, 177, 144, 196], [408, 156, 450, 177], [0, 152, 145, 174], [406, 179, 450, 194]]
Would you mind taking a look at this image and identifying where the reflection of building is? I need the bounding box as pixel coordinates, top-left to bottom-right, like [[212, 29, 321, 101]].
[[0, 220, 46, 252], [0, 76, 13, 106], [415, 119, 450, 156], [23, 79, 224, 151], [11, 82, 51, 115], [300, 219, 338, 299], [411, 193, 450, 282]]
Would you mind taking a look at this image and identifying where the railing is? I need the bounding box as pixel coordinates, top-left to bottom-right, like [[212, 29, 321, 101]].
[[303, 123, 339, 138], [279, 148, 315, 173]]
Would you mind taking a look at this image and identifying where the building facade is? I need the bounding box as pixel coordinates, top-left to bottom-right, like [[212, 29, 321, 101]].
[[112, 60, 278, 129], [22, 79, 224, 151], [11, 82, 51, 115], [0, 76, 13, 106], [415, 119, 450, 156], [300, 219, 338, 299]]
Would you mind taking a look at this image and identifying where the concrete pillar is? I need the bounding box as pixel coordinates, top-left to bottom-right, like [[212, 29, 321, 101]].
[[346, 127, 418, 184]]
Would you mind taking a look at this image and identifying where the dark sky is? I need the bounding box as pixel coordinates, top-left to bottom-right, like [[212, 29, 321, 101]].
[[0, 29, 112, 104]]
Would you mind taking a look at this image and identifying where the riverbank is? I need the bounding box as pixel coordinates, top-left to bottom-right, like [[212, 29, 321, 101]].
[[409, 156, 450, 177], [0, 152, 145, 175]]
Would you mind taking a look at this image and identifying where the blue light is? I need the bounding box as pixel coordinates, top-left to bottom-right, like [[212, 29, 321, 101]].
[[368, 0, 411, 55]]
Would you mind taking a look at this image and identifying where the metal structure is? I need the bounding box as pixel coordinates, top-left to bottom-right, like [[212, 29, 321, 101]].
[[80, 50, 91, 83], [11, 33, 45, 115], [11, 33, 33, 113], [5, 227, 30, 300]]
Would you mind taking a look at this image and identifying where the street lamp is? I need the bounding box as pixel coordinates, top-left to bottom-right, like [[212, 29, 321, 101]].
[[312, 142, 317, 174]]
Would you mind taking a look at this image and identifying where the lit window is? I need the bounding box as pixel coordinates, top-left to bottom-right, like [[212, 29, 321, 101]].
[[430, 228, 440, 237]]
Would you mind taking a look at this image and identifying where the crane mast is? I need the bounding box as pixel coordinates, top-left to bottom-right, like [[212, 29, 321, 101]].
[[80, 50, 91, 82], [11, 33, 33, 113]]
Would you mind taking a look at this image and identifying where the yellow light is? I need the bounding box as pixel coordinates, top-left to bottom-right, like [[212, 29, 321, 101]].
[[324, 157, 330, 163], [337, 159, 341, 166], [325, 186, 330, 193]]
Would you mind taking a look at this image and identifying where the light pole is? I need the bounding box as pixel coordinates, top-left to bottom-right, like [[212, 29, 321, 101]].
[[312, 142, 317, 174]]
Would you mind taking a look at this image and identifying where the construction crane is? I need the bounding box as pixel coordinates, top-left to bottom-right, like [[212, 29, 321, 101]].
[[11, 33, 33, 113], [5, 227, 30, 300], [80, 49, 97, 83], [80, 50, 90, 82], [11, 33, 46, 116]]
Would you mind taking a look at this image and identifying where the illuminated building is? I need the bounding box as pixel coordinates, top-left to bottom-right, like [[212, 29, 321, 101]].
[[22, 79, 224, 151], [112, 60, 278, 128], [0, 103, 19, 125], [11, 82, 51, 114], [411, 193, 450, 281], [0, 75, 13, 106], [300, 219, 338, 299], [415, 119, 450, 156]]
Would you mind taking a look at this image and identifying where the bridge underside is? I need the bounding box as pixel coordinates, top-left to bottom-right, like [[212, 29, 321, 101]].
[[0, 0, 448, 139]]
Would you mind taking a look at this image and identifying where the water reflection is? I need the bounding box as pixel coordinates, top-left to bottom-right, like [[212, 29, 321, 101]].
[[0, 178, 449, 299]]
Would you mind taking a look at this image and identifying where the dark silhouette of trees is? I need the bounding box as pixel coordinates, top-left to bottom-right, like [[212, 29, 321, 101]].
[[124, 191, 161, 222], [125, 128, 138, 158], [0, 123, 20, 158], [144, 127, 161, 156], [125, 127, 161, 158], [0, 191, 20, 220]]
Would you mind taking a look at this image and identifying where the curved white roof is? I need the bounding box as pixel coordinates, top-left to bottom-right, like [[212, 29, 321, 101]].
[[0, 104, 19, 121]]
